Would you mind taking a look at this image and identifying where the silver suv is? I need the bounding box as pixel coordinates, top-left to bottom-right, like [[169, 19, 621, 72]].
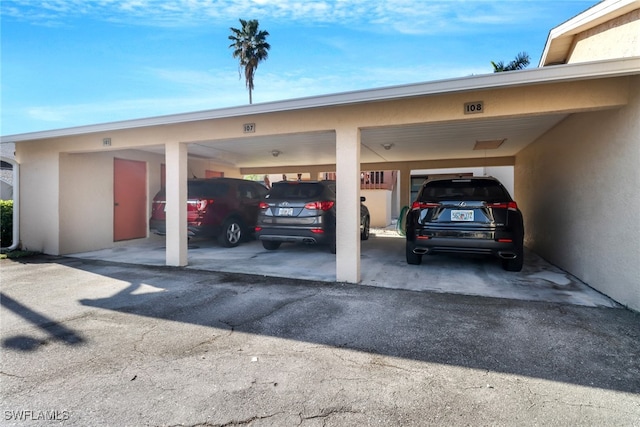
[[255, 180, 370, 253]]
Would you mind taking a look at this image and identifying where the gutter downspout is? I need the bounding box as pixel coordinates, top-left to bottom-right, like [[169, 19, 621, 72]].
[[0, 156, 19, 251]]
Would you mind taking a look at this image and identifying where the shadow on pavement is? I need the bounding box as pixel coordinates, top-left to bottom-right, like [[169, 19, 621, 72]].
[[1, 292, 85, 351], [59, 256, 640, 395]]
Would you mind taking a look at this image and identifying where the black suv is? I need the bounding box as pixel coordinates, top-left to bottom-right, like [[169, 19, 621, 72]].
[[149, 177, 268, 247], [405, 176, 524, 271], [255, 180, 370, 253]]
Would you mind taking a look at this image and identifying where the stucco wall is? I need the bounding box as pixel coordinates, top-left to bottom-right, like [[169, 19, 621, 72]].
[[58, 150, 164, 254], [188, 157, 242, 180], [361, 189, 392, 227], [15, 143, 62, 254], [569, 9, 640, 63], [515, 75, 640, 311]]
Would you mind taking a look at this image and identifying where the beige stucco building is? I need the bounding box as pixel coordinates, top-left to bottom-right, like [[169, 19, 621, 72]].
[[2, 0, 639, 311]]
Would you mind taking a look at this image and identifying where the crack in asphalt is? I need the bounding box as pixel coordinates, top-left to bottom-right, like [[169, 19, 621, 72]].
[[298, 405, 361, 425], [174, 411, 284, 426], [133, 325, 158, 354], [184, 334, 224, 353], [218, 291, 320, 331], [0, 370, 24, 378], [368, 355, 415, 373]]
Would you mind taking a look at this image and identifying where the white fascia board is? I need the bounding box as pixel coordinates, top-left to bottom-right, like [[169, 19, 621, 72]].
[[539, 0, 640, 66], [2, 57, 640, 144]]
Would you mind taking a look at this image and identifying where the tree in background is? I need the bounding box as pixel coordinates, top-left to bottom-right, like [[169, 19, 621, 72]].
[[0, 200, 13, 246], [228, 19, 271, 104], [492, 52, 530, 72]]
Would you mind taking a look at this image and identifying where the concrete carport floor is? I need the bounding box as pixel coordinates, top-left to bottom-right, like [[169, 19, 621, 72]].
[[70, 227, 617, 309]]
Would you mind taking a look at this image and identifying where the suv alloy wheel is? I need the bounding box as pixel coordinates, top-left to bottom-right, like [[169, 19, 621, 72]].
[[218, 217, 244, 247]]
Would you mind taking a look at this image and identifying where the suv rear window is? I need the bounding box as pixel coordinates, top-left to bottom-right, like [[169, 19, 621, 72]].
[[188, 181, 229, 198], [419, 179, 510, 202], [268, 182, 327, 199]]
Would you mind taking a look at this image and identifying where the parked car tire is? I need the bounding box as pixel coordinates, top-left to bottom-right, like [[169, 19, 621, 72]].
[[361, 216, 370, 241], [218, 218, 243, 247], [262, 240, 281, 250], [502, 243, 524, 272], [406, 241, 422, 265]]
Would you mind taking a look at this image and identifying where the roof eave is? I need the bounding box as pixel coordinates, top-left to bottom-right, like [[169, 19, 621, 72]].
[[539, 0, 640, 66]]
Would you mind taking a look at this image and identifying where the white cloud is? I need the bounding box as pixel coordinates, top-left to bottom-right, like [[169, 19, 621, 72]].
[[3, 0, 575, 34], [26, 107, 68, 123]]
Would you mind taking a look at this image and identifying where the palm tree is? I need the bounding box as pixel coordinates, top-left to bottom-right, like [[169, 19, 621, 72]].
[[228, 19, 271, 104], [491, 52, 530, 72]]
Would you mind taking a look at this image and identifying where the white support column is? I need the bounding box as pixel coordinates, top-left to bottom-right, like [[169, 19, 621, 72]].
[[335, 126, 361, 283], [165, 142, 188, 266]]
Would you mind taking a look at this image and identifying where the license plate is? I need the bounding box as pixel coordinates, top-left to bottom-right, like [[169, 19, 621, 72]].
[[451, 210, 474, 221], [278, 207, 294, 216]]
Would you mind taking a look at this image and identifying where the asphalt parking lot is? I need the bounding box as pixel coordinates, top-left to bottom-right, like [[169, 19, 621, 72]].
[[1, 254, 639, 426]]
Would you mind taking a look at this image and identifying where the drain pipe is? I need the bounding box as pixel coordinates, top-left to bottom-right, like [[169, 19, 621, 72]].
[[0, 156, 19, 251]]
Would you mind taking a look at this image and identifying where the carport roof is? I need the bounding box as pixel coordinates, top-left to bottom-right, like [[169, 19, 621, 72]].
[[2, 58, 639, 145]]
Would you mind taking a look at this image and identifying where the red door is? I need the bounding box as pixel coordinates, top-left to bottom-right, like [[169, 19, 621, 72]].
[[114, 158, 147, 241]]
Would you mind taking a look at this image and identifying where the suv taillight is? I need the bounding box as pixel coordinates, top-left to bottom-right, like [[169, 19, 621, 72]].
[[489, 201, 518, 211], [304, 201, 335, 211], [196, 199, 213, 211], [411, 201, 440, 210], [259, 202, 270, 210]]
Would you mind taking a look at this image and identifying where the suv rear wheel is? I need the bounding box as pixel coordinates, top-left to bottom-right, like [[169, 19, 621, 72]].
[[218, 218, 243, 247], [361, 216, 370, 241], [502, 243, 524, 272], [262, 241, 281, 250], [406, 241, 422, 265]]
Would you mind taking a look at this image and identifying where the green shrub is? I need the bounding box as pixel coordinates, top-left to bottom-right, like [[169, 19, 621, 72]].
[[0, 200, 13, 246]]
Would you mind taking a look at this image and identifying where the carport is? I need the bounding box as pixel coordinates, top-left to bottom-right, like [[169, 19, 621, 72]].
[[3, 58, 640, 310], [134, 59, 635, 282]]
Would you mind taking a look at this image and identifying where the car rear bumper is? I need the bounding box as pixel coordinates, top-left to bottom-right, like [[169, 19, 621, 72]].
[[256, 227, 333, 245], [149, 219, 220, 238], [410, 236, 520, 259]]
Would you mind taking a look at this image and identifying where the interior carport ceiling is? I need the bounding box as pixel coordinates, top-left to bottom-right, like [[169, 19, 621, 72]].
[[176, 113, 568, 168]]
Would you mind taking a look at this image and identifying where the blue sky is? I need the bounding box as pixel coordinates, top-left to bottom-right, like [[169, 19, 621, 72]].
[[1, 0, 598, 136]]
